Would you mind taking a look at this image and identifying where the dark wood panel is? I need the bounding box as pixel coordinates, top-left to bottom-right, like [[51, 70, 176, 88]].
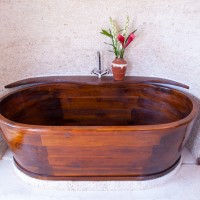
[[5, 76, 189, 89], [40, 132, 161, 147], [46, 146, 153, 157]]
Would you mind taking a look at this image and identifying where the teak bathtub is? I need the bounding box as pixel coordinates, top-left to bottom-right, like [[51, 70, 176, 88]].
[[0, 76, 198, 180]]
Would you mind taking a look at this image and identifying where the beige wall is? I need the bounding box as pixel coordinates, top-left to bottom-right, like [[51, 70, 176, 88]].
[[0, 0, 200, 158]]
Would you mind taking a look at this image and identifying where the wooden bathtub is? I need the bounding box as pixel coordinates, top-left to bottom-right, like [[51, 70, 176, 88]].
[[0, 76, 198, 180]]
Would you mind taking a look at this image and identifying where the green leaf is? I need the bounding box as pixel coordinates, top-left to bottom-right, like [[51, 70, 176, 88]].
[[132, 29, 137, 34], [104, 42, 114, 46], [100, 29, 113, 38], [109, 29, 113, 38]]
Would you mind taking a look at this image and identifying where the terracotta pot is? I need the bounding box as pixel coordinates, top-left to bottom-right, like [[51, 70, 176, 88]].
[[112, 58, 127, 81]]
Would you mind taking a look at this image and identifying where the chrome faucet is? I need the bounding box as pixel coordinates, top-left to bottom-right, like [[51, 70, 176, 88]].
[[91, 51, 109, 78]]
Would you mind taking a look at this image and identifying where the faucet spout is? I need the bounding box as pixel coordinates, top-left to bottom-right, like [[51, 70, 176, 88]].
[[97, 51, 101, 71]]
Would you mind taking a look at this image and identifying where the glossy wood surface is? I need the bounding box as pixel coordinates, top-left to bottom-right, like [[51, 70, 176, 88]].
[[5, 76, 189, 89], [0, 76, 198, 180]]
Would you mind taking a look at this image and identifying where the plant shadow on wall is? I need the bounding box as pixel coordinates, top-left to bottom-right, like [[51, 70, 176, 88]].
[[100, 16, 137, 81]]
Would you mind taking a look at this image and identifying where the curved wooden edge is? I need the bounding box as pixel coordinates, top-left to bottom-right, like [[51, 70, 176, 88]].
[[14, 156, 181, 181], [5, 76, 189, 89]]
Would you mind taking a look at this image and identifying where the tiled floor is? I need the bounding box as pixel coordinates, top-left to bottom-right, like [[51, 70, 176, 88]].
[[0, 149, 199, 200]]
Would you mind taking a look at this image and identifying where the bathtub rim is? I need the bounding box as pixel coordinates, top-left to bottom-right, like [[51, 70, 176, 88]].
[[0, 82, 198, 131]]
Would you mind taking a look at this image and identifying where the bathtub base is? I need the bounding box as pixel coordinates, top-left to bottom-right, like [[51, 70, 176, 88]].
[[13, 160, 182, 190], [14, 156, 181, 181]]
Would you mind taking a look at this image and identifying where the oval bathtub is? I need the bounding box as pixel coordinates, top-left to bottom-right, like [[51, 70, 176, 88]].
[[0, 76, 198, 180]]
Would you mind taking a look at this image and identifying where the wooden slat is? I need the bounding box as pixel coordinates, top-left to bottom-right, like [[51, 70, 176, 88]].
[[46, 146, 152, 157], [41, 131, 161, 147], [51, 166, 144, 176]]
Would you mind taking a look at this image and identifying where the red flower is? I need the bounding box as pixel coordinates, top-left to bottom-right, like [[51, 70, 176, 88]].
[[117, 34, 125, 48], [117, 33, 136, 49], [124, 33, 136, 48]]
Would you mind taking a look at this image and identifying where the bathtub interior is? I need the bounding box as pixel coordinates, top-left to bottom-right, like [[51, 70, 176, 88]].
[[0, 83, 193, 126]]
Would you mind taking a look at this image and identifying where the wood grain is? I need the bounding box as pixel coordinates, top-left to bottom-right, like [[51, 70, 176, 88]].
[[0, 76, 198, 180], [4, 76, 189, 89]]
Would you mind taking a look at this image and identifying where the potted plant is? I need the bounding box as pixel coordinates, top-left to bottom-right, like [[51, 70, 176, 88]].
[[101, 16, 136, 81]]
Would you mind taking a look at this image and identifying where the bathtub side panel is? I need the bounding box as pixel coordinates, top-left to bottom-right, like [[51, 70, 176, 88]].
[[0, 123, 53, 175], [0, 121, 193, 180]]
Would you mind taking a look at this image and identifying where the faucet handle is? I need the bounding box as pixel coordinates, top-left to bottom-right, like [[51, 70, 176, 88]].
[[91, 68, 109, 78]]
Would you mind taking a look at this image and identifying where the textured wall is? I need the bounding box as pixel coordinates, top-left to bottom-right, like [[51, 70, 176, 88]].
[[0, 0, 200, 158]]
